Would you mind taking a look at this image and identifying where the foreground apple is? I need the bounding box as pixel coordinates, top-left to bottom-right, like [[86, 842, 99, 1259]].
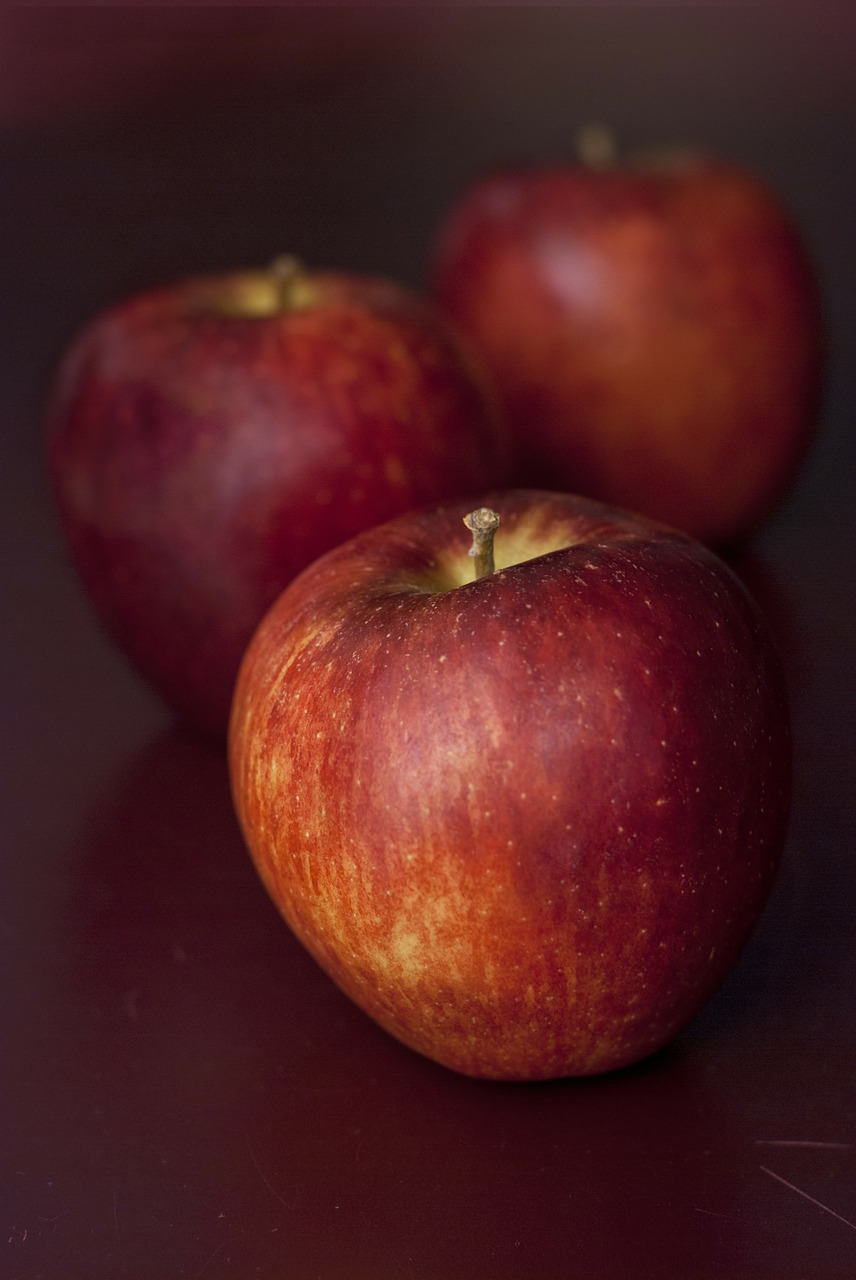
[[229, 489, 790, 1080], [47, 259, 509, 735], [431, 138, 823, 546]]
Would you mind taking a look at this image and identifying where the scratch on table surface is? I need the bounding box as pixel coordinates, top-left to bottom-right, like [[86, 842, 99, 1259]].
[[193, 1237, 231, 1278], [243, 1128, 296, 1211], [112, 1182, 127, 1274], [123, 985, 142, 1021], [37, 1213, 66, 1233], [760, 1165, 856, 1232], [755, 1140, 852, 1149]]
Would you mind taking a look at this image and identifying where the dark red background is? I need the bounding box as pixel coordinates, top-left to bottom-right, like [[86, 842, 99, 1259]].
[[2, 7, 855, 1277]]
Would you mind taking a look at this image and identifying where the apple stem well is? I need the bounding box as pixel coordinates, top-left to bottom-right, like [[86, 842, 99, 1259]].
[[209, 256, 315, 318], [269, 254, 306, 308], [575, 121, 617, 169], [464, 507, 501, 580]]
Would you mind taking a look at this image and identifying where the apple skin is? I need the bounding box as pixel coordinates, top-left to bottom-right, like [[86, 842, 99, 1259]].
[[430, 154, 823, 547], [46, 265, 510, 735], [229, 489, 791, 1080]]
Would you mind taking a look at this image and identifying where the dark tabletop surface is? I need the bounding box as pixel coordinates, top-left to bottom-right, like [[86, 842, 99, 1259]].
[[2, 7, 855, 1278]]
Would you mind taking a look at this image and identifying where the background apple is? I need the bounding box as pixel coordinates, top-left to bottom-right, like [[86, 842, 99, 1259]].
[[229, 489, 791, 1081], [430, 139, 823, 547], [47, 260, 510, 735]]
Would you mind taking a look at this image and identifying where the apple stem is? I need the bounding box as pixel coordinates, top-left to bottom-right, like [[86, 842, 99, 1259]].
[[576, 122, 617, 169], [464, 508, 500, 580], [269, 254, 304, 309]]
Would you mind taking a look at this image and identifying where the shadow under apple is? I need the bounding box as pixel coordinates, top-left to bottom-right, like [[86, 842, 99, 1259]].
[[30, 727, 787, 1278]]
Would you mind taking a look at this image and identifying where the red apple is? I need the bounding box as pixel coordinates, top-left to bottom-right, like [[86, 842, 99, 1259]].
[[430, 138, 823, 546], [229, 489, 791, 1080], [46, 259, 509, 735]]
